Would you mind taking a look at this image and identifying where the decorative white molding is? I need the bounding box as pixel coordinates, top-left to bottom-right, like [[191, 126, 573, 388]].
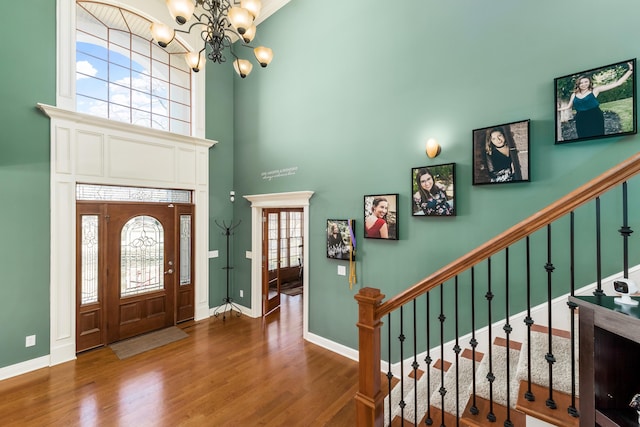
[[39, 104, 215, 366], [243, 191, 313, 337]]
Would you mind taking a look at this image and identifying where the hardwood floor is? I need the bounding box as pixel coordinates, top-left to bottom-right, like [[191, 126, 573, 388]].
[[0, 295, 358, 426]]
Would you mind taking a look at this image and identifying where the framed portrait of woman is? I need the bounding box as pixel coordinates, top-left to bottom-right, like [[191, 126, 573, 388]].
[[472, 119, 530, 186], [411, 163, 456, 216], [363, 194, 398, 240], [326, 219, 356, 260], [555, 58, 636, 144]]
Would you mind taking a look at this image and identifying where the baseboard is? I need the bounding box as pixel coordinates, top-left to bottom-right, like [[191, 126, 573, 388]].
[[0, 355, 50, 381], [306, 332, 359, 362]]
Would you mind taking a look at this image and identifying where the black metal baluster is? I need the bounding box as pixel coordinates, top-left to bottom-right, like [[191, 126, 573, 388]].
[[545, 225, 557, 409], [412, 299, 419, 427], [524, 236, 535, 402], [439, 285, 446, 427], [387, 313, 393, 426], [470, 267, 479, 416], [454, 276, 461, 425], [504, 248, 514, 427], [486, 257, 496, 422], [620, 182, 633, 278], [426, 292, 433, 426], [567, 213, 579, 418], [594, 197, 604, 296], [400, 306, 406, 422]]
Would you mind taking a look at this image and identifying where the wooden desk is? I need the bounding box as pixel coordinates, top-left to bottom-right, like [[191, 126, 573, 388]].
[[569, 295, 640, 427]]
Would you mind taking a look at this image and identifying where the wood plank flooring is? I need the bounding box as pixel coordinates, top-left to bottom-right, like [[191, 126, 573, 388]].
[[0, 295, 358, 426]]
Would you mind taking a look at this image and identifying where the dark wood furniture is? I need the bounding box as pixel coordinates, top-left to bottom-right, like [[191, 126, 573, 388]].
[[570, 295, 640, 427]]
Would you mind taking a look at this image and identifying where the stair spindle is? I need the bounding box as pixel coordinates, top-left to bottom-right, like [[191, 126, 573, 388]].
[[503, 248, 514, 427], [524, 236, 535, 402], [486, 257, 496, 422], [567, 212, 579, 418], [594, 197, 604, 296], [470, 267, 479, 416], [439, 285, 446, 426], [544, 225, 557, 410]]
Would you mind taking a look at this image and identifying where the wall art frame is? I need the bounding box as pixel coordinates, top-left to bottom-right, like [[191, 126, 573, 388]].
[[363, 194, 398, 240], [555, 58, 636, 144], [326, 219, 356, 260], [472, 119, 530, 185], [411, 163, 456, 216]]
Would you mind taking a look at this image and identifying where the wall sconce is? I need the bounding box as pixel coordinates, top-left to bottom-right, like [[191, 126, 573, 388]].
[[426, 138, 441, 158], [230, 191, 235, 202]]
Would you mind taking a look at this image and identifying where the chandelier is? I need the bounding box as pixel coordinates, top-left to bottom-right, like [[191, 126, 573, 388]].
[[150, 0, 274, 78]]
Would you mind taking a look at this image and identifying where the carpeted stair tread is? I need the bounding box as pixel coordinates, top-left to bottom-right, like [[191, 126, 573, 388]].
[[515, 329, 579, 396], [473, 340, 521, 409], [397, 365, 443, 425], [515, 381, 579, 427], [430, 351, 484, 417]]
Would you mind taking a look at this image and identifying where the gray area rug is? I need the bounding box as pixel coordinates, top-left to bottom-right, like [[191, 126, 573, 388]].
[[109, 326, 188, 360]]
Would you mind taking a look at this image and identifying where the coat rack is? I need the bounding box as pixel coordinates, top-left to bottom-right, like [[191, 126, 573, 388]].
[[213, 219, 242, 320]]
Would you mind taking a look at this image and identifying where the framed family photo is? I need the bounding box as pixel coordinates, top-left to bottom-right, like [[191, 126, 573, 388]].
[[326, 219, 356, 260], [411, 163, 455, 216], [472, 119, 530, 185], [363, 194, 398, 240], [555, 58, 636, 144]]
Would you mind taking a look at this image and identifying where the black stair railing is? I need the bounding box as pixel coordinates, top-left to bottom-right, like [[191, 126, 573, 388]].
[[356, 152, 640, 427]]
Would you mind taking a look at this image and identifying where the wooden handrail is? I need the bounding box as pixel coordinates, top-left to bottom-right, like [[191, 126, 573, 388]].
[[377, 151, 640, 319]]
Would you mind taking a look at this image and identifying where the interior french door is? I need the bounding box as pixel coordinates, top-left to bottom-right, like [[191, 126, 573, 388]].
[[76, 201, 194, 352], [262, 208, 303, 315]]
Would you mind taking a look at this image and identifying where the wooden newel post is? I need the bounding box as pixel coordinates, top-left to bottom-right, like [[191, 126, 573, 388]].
[[355, 287, 385, 427]]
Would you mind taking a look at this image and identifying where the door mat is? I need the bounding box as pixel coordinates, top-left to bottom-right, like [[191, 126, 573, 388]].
[[109, 326, 188, 360]]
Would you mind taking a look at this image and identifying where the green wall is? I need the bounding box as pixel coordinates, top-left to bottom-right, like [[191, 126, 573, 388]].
[[231, 0, 640, 349], [0, 0, 55, 367], [206, 61, 237, 308]]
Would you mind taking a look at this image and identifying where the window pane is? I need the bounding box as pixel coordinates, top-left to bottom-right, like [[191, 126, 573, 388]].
[[170, 119, 190, 136], [77, 76, 108, 101], [110, 103, 130, 123], [109, 42, 131, 69], [81, 215, 99, 305], [76, 184, 192, 203], [131, 34, 150, 56], [77, 51, 108, 80], [170, 84, 190, 106], [180, 215, 191, 286], [170, 101, 190, 122], [151, 96, 168, 116], [132, 52, 150, 74], [131, 89, 151, 114], [109, 29, 130, 50], [132, 109, 151, 128], [121, 215, 164, 297], [77, 95, 108, 118], [280, 238, 288, 268], [109, 82, 131, 107], [76, 2, 192, 135], [152, 114, 169, 131]]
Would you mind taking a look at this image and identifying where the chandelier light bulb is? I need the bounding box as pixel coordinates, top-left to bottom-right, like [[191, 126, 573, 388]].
[[253, 46, 273, 67], [242, 25, 256, 43], [166, 0, 195, 25], [241, 0, 262, 20], [150, 22, 175, 48], [228, 7, 252, 34], [233, 59, 253, 78], [185, 51, 204, 72]]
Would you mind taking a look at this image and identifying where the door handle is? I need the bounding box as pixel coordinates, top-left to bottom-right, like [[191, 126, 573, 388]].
[[164, 268, 174, 274]]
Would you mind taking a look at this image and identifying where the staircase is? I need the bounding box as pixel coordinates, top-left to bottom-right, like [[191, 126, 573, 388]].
[[384, 326, 579, 426], [355, 152, 640, 427]]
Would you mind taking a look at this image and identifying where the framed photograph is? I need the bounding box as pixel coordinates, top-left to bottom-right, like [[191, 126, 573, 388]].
[[364, 194, 398, 240], [555, 58, 636, 144], [411, 163, 456, 216], [326, 219, 356, 260], [473, 119, 530, 185]]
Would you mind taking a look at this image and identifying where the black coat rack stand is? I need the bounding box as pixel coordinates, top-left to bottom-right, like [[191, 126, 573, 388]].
[[213, 220, 242, 320]]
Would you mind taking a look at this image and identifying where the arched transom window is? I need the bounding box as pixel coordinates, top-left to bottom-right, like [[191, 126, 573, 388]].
[[76, 1, 193, 136]]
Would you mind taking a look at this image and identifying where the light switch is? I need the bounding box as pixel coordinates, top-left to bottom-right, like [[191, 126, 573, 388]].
[[338, 265, 346, 276]]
